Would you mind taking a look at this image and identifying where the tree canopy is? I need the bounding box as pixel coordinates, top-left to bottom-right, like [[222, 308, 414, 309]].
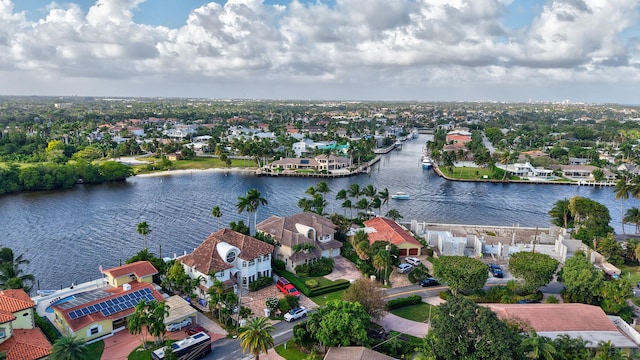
[[301, 300, 369, 349], [508, 252, 558, 293], [433, 256, 488, 295]]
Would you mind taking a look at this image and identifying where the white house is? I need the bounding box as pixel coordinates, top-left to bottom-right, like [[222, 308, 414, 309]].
[[179, 229, 274, 299], [495, 162, 555, 180]]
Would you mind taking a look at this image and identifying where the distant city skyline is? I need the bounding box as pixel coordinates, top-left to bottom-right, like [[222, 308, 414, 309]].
[[2, 0, 640, 104]]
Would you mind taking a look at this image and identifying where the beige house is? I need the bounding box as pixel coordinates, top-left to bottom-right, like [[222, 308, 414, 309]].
[[257, 212, 343, 273], [269, 154, 350, 172], [361, 217, 423, 256], [102, 260, 158, 287], [0, 290, 51, 360]]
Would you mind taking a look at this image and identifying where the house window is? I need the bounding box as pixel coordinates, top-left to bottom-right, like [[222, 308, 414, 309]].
[[248, 259, 255, 266], [226, 251, 237, 263], [263, 254, 270, 261], [88, 325, 101, 337], [0, 328, 5, 339], [242, 261, 247, 268]]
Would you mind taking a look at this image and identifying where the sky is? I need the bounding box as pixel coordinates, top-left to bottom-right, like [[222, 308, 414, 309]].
[[1, 0, 640, 104]]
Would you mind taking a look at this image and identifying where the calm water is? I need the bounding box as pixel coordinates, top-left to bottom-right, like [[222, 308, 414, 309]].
[[0, 136, 630, 290]]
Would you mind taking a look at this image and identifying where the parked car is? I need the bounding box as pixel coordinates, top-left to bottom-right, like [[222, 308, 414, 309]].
[[184, 324, 207, 335], [397, 263, 413, 274], [367, 322, 388, 340], [419, 277, 440, 287], [167, 317, 193, 332], [405, 257, 421, 266], [488, 263, 501, 271], [492, 268, 504, 278], [276, 277, 301, 297], [283, 306, 308, 322]]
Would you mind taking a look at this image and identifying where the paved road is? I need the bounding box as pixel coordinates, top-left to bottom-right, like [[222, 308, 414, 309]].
[[205, 318, 297, 360]]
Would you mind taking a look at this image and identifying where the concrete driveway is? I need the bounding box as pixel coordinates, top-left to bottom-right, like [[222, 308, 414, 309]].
[[324, 256, 362, 282]]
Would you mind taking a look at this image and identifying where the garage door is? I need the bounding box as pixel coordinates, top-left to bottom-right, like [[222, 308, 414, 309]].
[[408, 248, 419, 256], [399, 249, 408, 256]]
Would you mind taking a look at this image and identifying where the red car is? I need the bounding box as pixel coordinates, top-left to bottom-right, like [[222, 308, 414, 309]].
[[184, 324, 207, 335]]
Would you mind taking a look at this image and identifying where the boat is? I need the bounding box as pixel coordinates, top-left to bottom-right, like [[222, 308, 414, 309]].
[[391, 192, 411, 200], [422, 157, 433, 169]]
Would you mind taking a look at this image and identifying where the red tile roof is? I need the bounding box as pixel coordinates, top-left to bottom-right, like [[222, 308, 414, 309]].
[[0, 289, 35, 324], [363, 217, 422, 247], [55, 282, 164, 332], [0, 328, 51, 360], [485, 303, 617, 332], [102, 261, 158, 279], [180, 228, 274, 275]]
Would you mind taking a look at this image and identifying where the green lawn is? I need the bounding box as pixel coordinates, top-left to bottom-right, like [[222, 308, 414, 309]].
[[618, 264, 640, 284], [86, 340, 105, 360], [275, 340, 322, 360], [390, 303, 435, 322], [440, 167, 495, 180], [310, 289, 345, 306]]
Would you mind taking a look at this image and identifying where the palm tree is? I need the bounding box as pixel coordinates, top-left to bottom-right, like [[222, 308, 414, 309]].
[[378, 188, 390, 213], [624, 208, 640, 234], [348, 183, 361, 201], [136, 221, 151, 249], [519, 331, 556, 360], [341, 199, 353, 219], [355, 198, 371, 218], [238, 317, 275, 360], [236, 195, 252, 228], [128, 300, 149, 348], [593, 340, 628, 360], [500, 151, 511, 180], [207, 278, 225, 319], [315, 181, 330, 201], [335, 189, 347, 201], [246, 188, 267, 235], [362, 184, 377, 200], [372, 250, 391, 284], [614, 179, 631, 234], [372, 197, 382, 216], [386, 209, 403, 222], [0, 247, 35, 293], [147, 300, 170, 345], [50, 335, 88, 360], [211, 206, 222, 231], [297, 197, 313, 212], [548, 199, 572, 228]]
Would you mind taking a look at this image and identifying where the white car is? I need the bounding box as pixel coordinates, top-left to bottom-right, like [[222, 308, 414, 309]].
[[283, 306, 308, 322], [397, 263, 413, 274], [405, 257, 421, 266], [167, 317, 193, 332]]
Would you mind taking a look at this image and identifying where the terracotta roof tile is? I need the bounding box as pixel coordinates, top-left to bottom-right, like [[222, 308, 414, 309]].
[[0, 328, 52, 360], [180, 229, 274, 274], [363, 217, 422, 247], [0, 289, 35, 313], [101, 261, 158, 278], [485, 303, 617, 332]]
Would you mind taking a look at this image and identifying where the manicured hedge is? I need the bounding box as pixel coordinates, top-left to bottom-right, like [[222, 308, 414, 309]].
[[249, 276, 274, 291], [35, 313, 61, 342], [308, 279, 351, 297], [385, 295, 423, 310]]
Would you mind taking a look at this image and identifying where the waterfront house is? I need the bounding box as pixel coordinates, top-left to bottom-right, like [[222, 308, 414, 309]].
[[179, 228, 274, 297], [268, 154, 350, 172], [51, 261, 165, 342], [486, 303, 640, 350], [0, 290, 51, 360], [361, 217, 422, 256], [256, 212, 342, 273], [495, 162, 555, 180]]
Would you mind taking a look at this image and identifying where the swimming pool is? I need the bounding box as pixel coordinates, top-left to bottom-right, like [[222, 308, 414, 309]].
[[45, 295, 75, 313]]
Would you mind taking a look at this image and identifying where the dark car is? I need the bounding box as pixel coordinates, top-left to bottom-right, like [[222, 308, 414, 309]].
[[367, 322, 388, 340], [419, 277, 440, 287], [184, 324, 207, 335], [488, 263, 501, 271], [492, 268, 504, 278]]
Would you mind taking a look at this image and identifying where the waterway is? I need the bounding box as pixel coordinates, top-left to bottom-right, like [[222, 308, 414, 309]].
[[0, 135, 632, 291]]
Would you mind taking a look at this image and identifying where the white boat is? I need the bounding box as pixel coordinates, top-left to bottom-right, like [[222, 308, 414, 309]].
[[391, 192, 411, 200], [422, 157, 433, 169]]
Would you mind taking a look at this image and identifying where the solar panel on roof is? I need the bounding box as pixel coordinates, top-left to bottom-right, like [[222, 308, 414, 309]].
[[124, 294, 131, 300], [69, 312, 78, 320], [106, 300, 114, 306], [81, 308, 90, 315], [88, 305, 96, 312]]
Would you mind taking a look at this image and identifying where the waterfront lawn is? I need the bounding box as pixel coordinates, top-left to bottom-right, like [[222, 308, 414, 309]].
[[275, 340, 322, 360], [440, 166, 495, 180], [390, 302, 434, 322]]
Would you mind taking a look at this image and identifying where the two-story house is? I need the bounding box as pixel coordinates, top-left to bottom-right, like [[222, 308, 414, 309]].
[[51, 261, 165, 343], [0, 290, 51, 360], [179, 228, 274, 299], [256, 212, 342, 273]]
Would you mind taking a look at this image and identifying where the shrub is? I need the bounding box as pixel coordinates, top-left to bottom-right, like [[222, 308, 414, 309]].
[[273, 259, 286, 270], [266, 297, 280, 312], [544, 295, 559, 304], [408, 265, 430, 283], [385, 295, 422, 310], [294, 258, 334, 277], [308, 279, 351, 297], [305, 279, 319, 288], [35, 313, 60, 342], [249, 276, 273, 291]]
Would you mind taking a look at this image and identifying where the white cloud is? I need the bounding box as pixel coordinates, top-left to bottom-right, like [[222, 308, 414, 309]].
[[0, 0, 639, 102]]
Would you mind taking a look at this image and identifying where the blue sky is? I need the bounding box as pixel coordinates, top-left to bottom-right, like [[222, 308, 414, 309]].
[[2, 0, 640, 104]]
